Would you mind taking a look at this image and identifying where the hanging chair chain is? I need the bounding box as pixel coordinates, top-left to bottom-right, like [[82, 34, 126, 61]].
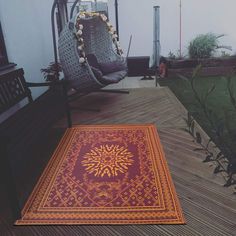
[[74, 12, 123, 64]]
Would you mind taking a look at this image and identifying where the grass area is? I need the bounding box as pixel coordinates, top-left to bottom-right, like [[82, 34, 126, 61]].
[[159, 75, 236, 158]]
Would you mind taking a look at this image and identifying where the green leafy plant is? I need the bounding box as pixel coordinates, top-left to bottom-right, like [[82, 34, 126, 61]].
[[179, 66, 236, 192], [41, 62, 62, 82], [221, 50, 231, 58], [188, 33, 232, 58], [176, 49, 186, 60], [168, 51, 176, 60], [168, 50, 186, 60]]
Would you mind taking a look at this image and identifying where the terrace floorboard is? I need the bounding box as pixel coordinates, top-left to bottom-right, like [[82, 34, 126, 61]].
[[1, 77, 235, 236]]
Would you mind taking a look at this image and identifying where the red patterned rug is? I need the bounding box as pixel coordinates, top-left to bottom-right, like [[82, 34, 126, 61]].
[[16, 124, 185, 225]]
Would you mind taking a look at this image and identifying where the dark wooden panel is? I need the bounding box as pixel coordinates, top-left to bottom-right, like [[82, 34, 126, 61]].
[[0, 68, 66, 220], [0, 68, 32, 113]]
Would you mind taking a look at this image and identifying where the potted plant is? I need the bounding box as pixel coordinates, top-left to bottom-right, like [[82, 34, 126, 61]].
[[188, 33, 232, 59], [41, 62, 62, 82]]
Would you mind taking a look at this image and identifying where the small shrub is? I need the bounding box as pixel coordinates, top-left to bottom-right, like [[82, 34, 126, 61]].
[[41, 62, 62, 82], [188, 33, 232, 59], [168, 51, 176, 60], [168, 50, 186, 60], [179, 66, 236, 191], [221, 50, 231, 58]]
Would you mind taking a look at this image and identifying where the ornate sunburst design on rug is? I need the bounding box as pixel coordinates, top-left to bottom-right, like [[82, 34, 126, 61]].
[[82, 144, 134, 177], [16, 124, 185, 225]]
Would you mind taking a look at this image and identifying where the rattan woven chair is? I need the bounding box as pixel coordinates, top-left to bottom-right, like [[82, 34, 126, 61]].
[[58, 12, 127, 93]]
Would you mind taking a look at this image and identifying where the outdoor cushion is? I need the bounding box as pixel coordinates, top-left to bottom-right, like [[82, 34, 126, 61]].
[[99, 59, 127, 75], [87, 53, 127, 76], [90, 66, 103, 80], [86, 53, 127, 84], [86, 54, 101, 70], [99, 70, 127, 85]]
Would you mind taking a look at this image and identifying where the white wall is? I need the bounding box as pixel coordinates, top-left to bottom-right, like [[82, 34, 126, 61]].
[[0, 0, 54, 98], [108, 0, 236, 58], [1, 0, 235, 98]]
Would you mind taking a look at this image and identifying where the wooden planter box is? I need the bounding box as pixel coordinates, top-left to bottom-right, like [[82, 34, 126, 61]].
[[167, 56, 236, 77]]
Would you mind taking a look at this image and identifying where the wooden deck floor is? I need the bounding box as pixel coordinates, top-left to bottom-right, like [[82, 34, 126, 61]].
[[1, 77, 236, 235]]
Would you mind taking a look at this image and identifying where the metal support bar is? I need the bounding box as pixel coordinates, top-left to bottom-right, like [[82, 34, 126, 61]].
[[70, 0, 80, 19], [62, 80, 72, 128], [51, 1, 58, 67], [114, 0, 119, 39], [99, 89, 129, 94]]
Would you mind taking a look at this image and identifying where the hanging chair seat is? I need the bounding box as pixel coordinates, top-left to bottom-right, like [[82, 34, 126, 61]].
[[58, 12, 127, 92], [86, 52, 127, 85], [99, 70, 127, 85]]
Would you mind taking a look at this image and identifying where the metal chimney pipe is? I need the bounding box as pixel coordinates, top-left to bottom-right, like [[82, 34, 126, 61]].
[[179, 0, 182, 58], [151, 6, 160, 68], [94, 0, 98, 12]]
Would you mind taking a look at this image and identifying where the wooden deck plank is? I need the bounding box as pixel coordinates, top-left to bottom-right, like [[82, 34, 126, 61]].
[[1, 79, 235, 235], [174, 178, 236, 221], [168, 163, 236, 201]]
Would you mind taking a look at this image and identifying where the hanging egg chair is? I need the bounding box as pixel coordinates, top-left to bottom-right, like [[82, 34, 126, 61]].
[[58, 12, 127, 93]]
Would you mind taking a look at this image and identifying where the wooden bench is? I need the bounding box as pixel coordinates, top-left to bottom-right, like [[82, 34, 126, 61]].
[[0, 68, 70, 221]]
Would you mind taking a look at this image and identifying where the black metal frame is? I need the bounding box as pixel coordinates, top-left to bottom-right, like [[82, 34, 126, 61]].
[[114, 0, 119, 40], [51, 0, 61, 69], [0, 22, 9, 67], [0, 21, 16, 71], [52, 0, 125, 127]]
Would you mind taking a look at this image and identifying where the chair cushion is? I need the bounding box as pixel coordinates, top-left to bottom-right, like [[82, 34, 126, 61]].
[[90, 66, 103, 80], [86, 54, 127, 85], [99, 60, 127, 75], [86, 54, 101, 70], [98, 70, 127, 85]]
